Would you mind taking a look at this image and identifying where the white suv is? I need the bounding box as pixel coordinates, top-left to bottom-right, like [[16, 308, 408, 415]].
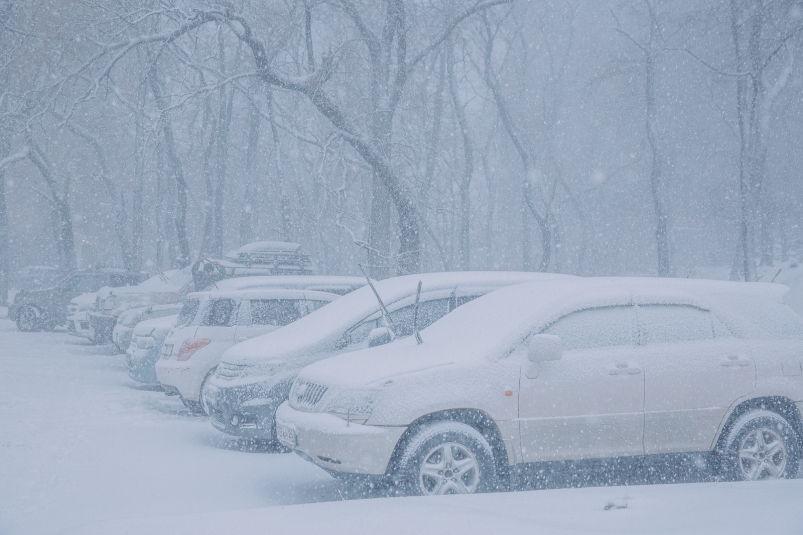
[[276, 277, 803, 494]]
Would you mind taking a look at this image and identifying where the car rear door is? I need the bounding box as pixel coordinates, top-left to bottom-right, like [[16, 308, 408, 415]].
[[518, 305, 645, 462], [639, 304, 754, 454]]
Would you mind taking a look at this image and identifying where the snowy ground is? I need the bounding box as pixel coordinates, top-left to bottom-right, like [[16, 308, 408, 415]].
[[2, 316, 803, 535]]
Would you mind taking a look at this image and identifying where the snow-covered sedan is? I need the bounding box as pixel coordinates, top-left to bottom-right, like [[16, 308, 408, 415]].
[[156, 288, 340, 413], [276, 277, 803, 494], [204, 272, 573, 443], [113, 304, 184, 353]]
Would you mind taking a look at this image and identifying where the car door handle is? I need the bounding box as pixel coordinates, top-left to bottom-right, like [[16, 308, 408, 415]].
[[608, 363, 641, 375], [721, 354, 751, 367]]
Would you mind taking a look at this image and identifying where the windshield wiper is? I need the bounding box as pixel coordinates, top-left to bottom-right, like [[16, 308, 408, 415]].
[[358, 264, 396, 340]]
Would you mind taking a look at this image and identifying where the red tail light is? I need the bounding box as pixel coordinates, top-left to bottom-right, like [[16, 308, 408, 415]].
[[177, 339, 211, 361]]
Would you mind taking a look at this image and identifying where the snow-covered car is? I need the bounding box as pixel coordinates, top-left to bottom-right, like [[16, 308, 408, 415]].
[[156, 288, 340, 413], [66, 292, 102, 341], [88, 268, 194, 344], [9, 269, 145, 332], [113, 304, 185, 353], [275, 277, 803, 495], [204, 272, 573, 442], [126, 313, 183, 384]]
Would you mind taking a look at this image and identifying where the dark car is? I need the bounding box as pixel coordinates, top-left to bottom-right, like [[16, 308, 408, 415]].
[[9, 269, 146, 332]]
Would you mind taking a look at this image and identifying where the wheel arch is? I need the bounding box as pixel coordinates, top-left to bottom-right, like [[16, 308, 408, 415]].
[[385, 408, 510, 487], [714, 396, 803, 453]]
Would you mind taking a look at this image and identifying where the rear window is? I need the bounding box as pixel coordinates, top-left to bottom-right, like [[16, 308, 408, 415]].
[[637, 305, 713, 344], [717, 295, 803, 340], [250, 299, 303, 326], [542, 306, 635, 351], [205, 299, 237, 327], [176, 299, 200, 327]]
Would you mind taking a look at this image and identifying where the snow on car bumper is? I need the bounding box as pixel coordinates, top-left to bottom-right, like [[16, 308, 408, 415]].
[[155, 360, 206, 401], [275, 402, 405, 476]]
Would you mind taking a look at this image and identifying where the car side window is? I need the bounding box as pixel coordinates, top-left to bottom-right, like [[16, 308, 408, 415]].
[[637, 304, 713, 345], [387, 298, 451, 337], [204, 299, 237, 327], [250, 299, 303, 326], [64, 274, 104, 293], [176, 299, 200, 327], [542, 306, 635, 351], [306, 299, 331, 313]]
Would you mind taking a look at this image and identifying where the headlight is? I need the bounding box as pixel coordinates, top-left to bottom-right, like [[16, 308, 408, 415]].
[[323, 390, 375, 424], [102, 298, 116, 311]]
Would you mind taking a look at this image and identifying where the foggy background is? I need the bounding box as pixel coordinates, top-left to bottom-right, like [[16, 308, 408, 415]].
[[1, 0, 801, 300]]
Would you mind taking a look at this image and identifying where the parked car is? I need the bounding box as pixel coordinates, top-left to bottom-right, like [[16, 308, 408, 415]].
[[127, 299, 203, 384], [157, 288, 341, 413], [203, 272, 573, 443], [9, 269, 146, 332], [113, 304, 185, 353], [66, 292, 102, 341], [275, 277, 803, 495], [88, 268, 194, 344]]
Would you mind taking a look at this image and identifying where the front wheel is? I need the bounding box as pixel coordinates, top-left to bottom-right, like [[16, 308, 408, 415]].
[[720, 409, 800, 481], [394, 421, 497, 496], [15, 306, 40, 332]]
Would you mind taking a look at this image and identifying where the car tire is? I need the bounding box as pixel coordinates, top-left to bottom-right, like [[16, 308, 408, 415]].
[[393, 421, 497, 496], [15, 306, 40, 332], [199, 368, 216, 416], [181, 397, 206, 415], [719, 409, 801, 481]]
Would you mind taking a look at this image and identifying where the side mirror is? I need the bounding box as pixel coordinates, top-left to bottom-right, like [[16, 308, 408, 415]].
[[526, 334, 562, 379], [368, 327, 392, 348]]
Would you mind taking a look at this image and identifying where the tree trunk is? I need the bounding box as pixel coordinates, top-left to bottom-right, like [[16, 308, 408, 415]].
[[149, 64, 190, 266], [447, 41, 473, 271]]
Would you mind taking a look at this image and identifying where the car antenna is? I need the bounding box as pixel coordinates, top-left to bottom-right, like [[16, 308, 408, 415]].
[[358, 264, 396, 340], [412, 280, 423, 344]]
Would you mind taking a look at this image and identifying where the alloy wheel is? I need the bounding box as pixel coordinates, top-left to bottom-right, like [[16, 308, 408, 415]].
[[418, 442, 480, 495], [738, 427, 787, 480]]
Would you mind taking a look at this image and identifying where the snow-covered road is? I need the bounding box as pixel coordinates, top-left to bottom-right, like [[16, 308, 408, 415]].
[[1, 317, 802, 535]]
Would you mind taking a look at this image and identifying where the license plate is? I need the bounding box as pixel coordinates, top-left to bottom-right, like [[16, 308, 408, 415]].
[[276, 425, 296, 447]]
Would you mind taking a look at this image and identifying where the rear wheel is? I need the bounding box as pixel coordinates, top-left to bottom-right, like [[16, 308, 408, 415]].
[[15, 306, 40, 332], [394, 421, 497, 496], [720, 409, 800, 481]]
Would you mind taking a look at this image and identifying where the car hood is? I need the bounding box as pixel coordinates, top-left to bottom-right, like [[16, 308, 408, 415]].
[[296, 337, 458, 389]]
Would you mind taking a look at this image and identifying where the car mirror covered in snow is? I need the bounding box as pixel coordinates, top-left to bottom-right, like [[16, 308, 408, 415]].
[[527, 334, 562, 378], [367, 327, 392, 348]]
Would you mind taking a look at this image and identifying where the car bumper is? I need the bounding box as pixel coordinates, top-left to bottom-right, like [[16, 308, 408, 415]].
[[275, 402, 405, 476], [155, 359, 208, 401], [126, 347, 160, 384], [204, 377, 290, 439]]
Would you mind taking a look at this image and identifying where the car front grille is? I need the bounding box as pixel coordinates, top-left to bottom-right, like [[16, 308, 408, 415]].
[[216, 362, 247, 380], [290, 380, 327, 411]]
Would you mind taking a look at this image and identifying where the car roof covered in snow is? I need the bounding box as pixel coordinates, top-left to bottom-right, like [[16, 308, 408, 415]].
[[226, 241, 302, 255], [186, 288, 340, 301], [210, 275, 366, 294], [220, 271, 575, 368], [100, 267, 193, 298], [300, 276, 797, 382]]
